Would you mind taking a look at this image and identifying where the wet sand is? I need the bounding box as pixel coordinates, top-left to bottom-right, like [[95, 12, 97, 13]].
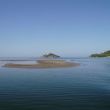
[[3, 62, 79, 69]]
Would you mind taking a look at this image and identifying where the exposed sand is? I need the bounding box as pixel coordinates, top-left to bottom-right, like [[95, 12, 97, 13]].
[[3, 61, 79, 69]]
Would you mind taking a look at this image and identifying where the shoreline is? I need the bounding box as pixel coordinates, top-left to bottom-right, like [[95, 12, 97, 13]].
[[3, 61, 79, 69]]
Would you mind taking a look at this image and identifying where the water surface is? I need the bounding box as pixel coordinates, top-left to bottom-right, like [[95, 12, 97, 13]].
[[0, 58, 110, 110]]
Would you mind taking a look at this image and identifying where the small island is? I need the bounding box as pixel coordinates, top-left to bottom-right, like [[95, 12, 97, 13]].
[[3, 53, 79, 69], [90, 50, 110, 57], [43, 53, 60, 58]]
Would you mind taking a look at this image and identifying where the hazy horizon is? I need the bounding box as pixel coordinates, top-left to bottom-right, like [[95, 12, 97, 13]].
[[0, 0, 110, 57]]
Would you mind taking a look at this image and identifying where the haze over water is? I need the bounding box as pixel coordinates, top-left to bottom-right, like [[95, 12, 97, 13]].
[[0, 58, 110, 110]]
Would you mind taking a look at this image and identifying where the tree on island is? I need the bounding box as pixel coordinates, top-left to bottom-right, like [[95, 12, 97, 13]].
[[91, 50, 110, 57], [43, 53, 60, 59]]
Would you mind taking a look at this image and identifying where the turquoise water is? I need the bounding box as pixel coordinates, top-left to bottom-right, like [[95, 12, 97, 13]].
[[0, 58, 110, 110]]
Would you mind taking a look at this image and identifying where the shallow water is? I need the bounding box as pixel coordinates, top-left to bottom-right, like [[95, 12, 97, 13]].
[[0, 58, 110, 110]]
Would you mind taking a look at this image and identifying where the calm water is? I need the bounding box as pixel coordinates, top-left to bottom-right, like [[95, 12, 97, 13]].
[[0, 58, 110, 110]]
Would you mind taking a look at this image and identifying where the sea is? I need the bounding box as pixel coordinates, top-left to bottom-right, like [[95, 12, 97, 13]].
[[0, 58, 110, 110]]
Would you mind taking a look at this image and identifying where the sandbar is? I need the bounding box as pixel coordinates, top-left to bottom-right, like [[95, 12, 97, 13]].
[[3, 60, 79, 69]]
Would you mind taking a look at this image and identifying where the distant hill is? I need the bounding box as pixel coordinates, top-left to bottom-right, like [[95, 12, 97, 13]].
[[43, 53, 60, 58], [90, 50, 110, 57]]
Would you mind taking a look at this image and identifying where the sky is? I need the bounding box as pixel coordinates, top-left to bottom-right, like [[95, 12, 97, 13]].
[[0, 0, 110, 57]]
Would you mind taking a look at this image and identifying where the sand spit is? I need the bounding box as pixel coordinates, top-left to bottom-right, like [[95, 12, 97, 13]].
[[3, 60, 79, 69]]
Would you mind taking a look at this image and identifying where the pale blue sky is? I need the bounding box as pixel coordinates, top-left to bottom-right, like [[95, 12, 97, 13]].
[[0, 0, 110, 57]]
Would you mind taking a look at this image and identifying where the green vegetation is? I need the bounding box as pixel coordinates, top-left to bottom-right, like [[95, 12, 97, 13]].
[[91, 50, 110, 57], [43, 53, 60, 58]]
